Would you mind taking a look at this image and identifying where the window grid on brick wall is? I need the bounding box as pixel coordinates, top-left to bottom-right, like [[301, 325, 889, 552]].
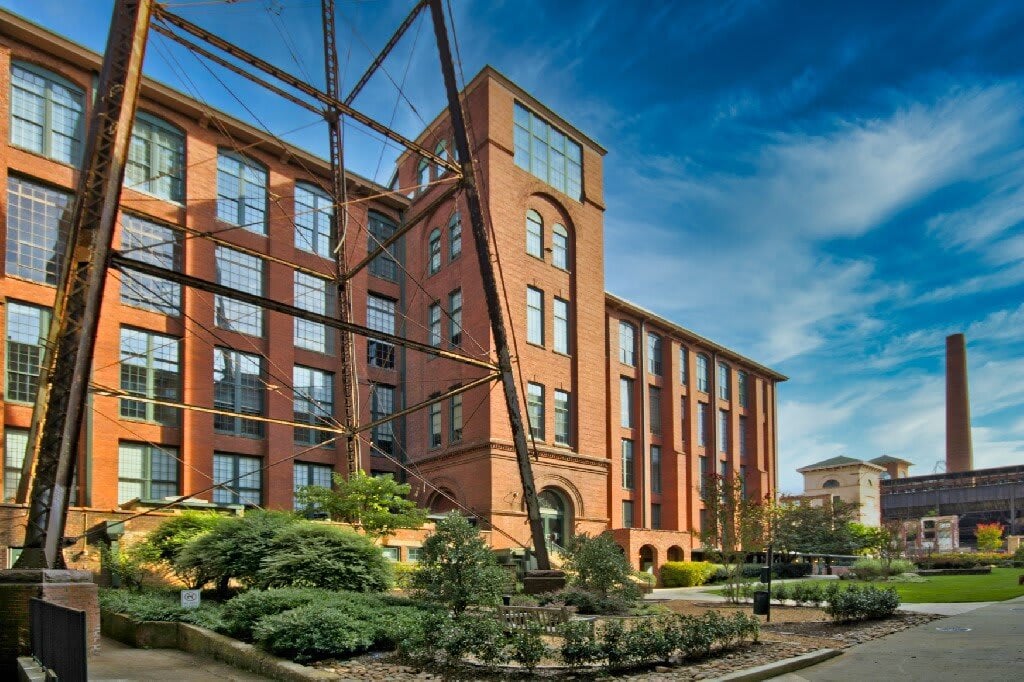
[[368, 212, 399, 281], [213, 348, 264, 437], [118, 442, 179, 504], [527, 382, 545, 440], [10, 62, 84, 164], [367, 294, 396, 369], [554, 389, 570, 446], [513, 102, 582, 200], [120, 214, 182, 315], [213, 453, 262, 505], [119, 327, 181, 426], [125, 112, 184, 202], [370, 384, 395, 455], [214, 246, 264, 337], [216, 151, 267, 233], [5, 301, 51, 403], [293, 365, 334, 445], [6, 176, 71, 285], [294, 183, 333, 257], [4, 429, 29, 502], [294, 271, 333, 353]]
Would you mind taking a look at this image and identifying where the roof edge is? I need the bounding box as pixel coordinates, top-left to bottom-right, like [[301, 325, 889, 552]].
[[605, 292, 788, 381]]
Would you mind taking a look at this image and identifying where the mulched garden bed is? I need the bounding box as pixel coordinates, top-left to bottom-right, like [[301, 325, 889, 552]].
[[311, 601, 942, 680]]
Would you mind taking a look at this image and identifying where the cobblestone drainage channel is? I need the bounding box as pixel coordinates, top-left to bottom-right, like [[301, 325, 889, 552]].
[[935, 626, 972, 632]]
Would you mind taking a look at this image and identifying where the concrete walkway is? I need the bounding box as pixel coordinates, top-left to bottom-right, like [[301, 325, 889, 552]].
[[768, 595, 1024, 681], [89, 637, 270, 681]]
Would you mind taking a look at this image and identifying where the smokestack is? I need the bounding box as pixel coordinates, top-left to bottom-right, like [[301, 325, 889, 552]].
[[945, 333, 973, 473]]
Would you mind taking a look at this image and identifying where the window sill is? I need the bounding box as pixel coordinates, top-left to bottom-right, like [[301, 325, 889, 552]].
[[526, 341, 546, 350], [9, 144, 82, 170], [553, 350, 572, 359], [123, 184, 185, 208]]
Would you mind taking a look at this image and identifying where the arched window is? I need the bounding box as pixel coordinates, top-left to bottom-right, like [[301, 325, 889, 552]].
[[294, 182, 333, 257], [526, 209, 543, 258], [448, 211, 462, 260], [552, 224, 568, 269], [823, 479, 840, 489], [434, 140, 449, 176], [618, 322, 636, 366], [126, 112, 185, 202], [696, 354, 710, 393], [10, 61, 84, 164], [428, 228, 441, 274], [417, 157, 430, 192]]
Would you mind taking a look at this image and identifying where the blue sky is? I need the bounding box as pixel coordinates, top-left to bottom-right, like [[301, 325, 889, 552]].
[[7, 0, 1023, 492]]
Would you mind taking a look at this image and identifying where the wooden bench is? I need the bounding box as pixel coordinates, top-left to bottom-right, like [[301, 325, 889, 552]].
[[497, 605, 571, 634]]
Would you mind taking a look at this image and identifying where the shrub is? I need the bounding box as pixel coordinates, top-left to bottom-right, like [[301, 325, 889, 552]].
[[142, 511, 222, 568], [175, 511, 298, 591], [508, 624, 549, 672], [98, 589, 224, 631], [390, 562, 419, 590], [258, 523, 391, 592], [411, 513, 508, 615], [915, 552, 1006, 569], [537, 586, 634, 615], [253, 604, 377, 662], [98, 543, 152, 591], [1014, 544, 1024, 567], [775, 562, 813, 579], [850, 558, 916, 580], [219, 588, 322, 640], [564, 532, 636, 597], [823, 585, 900, 622], [771, 582, 790, 604], [558, 619, 603, 668], [661, 561, 716, 587]]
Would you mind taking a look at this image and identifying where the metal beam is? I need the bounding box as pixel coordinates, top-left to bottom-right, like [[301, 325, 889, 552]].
[[345, 179, 460, 281], [109, 253, 499, 371], [153, 7, 461, 175], [150, 23, 321, 115], [16, 0, 154, 570], [354, 373, 497, 436], [426, 0, 550, 570], [320, 0, 361, 475], [344, 0, 427, 105]]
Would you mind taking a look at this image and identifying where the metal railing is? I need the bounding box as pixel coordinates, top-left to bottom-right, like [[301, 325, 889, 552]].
[[29, 598, 88, 682]]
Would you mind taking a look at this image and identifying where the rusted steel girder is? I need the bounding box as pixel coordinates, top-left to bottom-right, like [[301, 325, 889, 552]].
[[426, 0, 550, 570], [344, 0, 428, 106], [15, 0, 154, 569]]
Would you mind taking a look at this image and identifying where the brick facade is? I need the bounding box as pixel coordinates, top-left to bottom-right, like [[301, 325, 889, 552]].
[[0, 10, 783, 579]]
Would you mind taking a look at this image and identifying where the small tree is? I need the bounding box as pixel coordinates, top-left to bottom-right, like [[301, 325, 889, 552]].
[[699, 474, 772, 602], [975, 522, 1004, 552], [138, 511, 222, 587], [411, 513, 507, 615], [775, 498, 861, 573], [296, 470, 427, 540], [175, 510, 298, 593], [563, 532, 635, 599]]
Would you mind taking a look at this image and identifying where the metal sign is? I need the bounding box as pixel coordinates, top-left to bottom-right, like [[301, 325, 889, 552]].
[[180, 590, 201, 609]]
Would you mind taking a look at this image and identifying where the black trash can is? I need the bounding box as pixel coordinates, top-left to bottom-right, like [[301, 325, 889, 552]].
[[753, 590, 770, 615]]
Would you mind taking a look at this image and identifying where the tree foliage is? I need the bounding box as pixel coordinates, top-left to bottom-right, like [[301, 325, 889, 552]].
[[410, 513, 508, 615], [698, 474, 773, 602], [257, 523, 392, 592], [296, 471, 427, 540], [774, 499, 860, 556], [563, 532, 636, 599], [175, 510, 298, 592], [975, 522, 1005, 552]]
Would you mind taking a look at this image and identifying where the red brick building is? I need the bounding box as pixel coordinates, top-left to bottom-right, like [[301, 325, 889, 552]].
[[0, 9, 784, 573]]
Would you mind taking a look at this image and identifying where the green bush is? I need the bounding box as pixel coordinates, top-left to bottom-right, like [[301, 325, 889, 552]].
[[390, 562, 418, 590], [771, 581, 790, 603], [915, 552, 1006, 569], [253, 604, 377, 662], [219, 588, 322, 640], [538, 586, 634, 615], [98, 589, 224, 631], [508, 623, 549, 671], [850, 558, 917, 580], [661, 561, 716, 587], [411, 513, 508, 615], [175, 511, 298, 591], [558, 619, 603, 668], [143, 511, 222, 565], [258, 523, 391, 592], [823, 585, 900, 622], [250, 594, 429, 663]]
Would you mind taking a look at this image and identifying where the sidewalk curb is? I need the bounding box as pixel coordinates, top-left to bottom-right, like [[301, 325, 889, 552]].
[[709, 648, 841, 681]]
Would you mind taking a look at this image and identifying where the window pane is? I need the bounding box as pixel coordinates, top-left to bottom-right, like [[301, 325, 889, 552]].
[[125, 113, 184, 201], [217, 152, 267, 233], [295, 183, 333, 257], [367, 295, 396, 369], [621, 439, 634, 489], [527, 383, 545, 440], [513, 103, 582, 200], [527, 287, 544, 345], [10, 63, 84, 164], [6, 177, 72, 285], [620, 378, 633, 428], [526, 211, 542, 257], [119, 327, 181, 426], [448, 212, 462, 260], [553, 298, 569, 354], [213, 349, 264, 437], [4, 429, 29, 501], [294, 365, 334, 445], [370, 384, 396, 455], [554, 390, 570, 445], [215, 246, 264, 337], [5, 302, 51, 403], [294, 271, 332, 353], [120, 214, 182, 315], [367, 212, 398, 281]]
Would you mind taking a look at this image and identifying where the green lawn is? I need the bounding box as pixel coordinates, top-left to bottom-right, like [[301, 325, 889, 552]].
[[708, 568, 1024, 603]]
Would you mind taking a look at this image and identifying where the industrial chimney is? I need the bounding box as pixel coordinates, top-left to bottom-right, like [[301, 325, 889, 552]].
[[945, 333, 974, 473]]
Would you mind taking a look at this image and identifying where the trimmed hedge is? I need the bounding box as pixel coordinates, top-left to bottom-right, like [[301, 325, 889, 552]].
[[823, 585, 900, 622], [915, 552, 1006, 569], [661, 561, 716, 587]]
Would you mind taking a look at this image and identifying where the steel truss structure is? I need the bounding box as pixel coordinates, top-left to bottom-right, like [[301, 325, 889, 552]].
[[16, 0, 551, 571]]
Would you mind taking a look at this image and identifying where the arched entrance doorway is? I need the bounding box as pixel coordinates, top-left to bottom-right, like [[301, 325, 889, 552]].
[[639, 544, 657, 573], [539, 488, 571, 549], [427, 488, 458, 514]]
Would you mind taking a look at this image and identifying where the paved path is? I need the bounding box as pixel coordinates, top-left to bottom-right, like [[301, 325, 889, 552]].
[[768, 595, 1024, 681], [89, 637, 270, 681]]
